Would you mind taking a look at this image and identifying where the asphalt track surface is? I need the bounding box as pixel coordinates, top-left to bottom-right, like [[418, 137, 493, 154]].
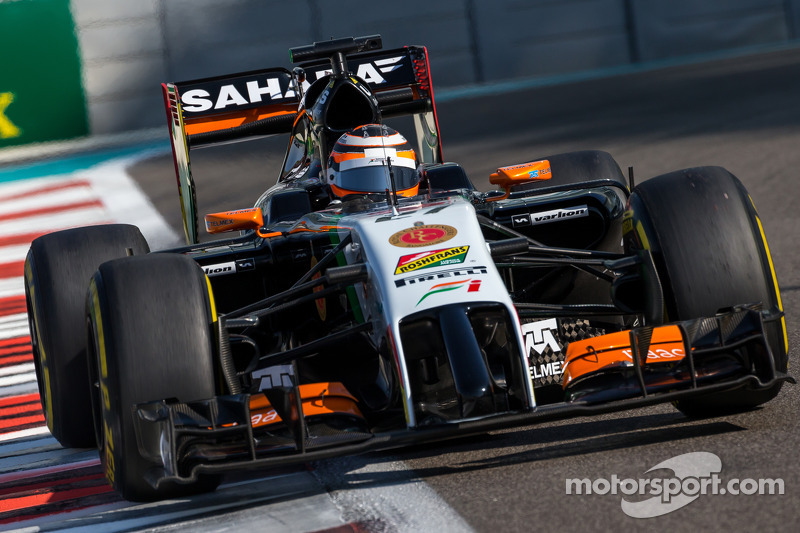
[[127, 46, 799, 531]]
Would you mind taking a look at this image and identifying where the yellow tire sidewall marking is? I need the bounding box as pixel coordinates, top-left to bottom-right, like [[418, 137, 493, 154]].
[[205, 274, 217, 322], [88, 278, 115, 484], [24, 259, 55, 433], [752, 208, 788, 357]]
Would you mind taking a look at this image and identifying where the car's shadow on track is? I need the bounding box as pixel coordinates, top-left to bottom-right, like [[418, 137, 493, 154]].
[[317, 410, 749, 488]]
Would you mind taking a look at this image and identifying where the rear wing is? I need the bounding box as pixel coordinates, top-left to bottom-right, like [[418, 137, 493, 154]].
[[162, 45, 442, 244]]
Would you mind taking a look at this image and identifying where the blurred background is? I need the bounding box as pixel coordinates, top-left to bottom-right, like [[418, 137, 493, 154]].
[[2, 0, 800, 147]]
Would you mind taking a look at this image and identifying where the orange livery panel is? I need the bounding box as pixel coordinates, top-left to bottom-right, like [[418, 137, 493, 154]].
[[249, 382, 364, 429], [562, 325, 686, 388]]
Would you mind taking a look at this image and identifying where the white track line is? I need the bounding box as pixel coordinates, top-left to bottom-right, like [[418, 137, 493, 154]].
[[0, 184, 99, 216], [0, 425, 51, 443], [0, 244, 31, 264], [0, 278, 24, 299], [0, 313, 28, 341]]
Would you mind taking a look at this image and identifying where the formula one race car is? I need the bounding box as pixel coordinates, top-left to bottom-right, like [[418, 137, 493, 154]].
[[25, 35, 791, 501]]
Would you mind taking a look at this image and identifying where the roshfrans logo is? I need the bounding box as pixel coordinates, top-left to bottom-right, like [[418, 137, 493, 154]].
[[530, 205, 589, 225], [394, 246, 469, 275]]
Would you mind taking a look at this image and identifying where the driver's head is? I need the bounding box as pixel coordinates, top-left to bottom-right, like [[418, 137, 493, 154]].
[[327, 124, 419, 198]]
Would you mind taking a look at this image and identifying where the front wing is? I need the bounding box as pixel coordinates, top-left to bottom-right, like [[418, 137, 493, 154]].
[[133, 306, 791, 490]]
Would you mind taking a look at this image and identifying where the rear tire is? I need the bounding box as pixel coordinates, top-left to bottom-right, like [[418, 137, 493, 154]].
[[87, 253, 221, 501], [625, 167, 788, 416], [24, 225, 149, 448]]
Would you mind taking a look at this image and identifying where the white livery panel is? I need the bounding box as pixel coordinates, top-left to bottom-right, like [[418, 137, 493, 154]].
[[340, 196, 536, 425]]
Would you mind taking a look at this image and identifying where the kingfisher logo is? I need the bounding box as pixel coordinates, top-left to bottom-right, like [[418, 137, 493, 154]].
[[388, 224, 458, 248], [416, 278, 481, 306], [394, 246, 469, 275]]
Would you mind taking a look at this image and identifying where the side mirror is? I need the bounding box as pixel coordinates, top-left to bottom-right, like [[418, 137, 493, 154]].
[[204, 207, 264, 234], [487, 160, 551, 202]]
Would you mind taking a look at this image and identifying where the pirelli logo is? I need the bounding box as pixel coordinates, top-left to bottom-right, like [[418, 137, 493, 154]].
[[394, 265, 489, 288], [394, 246, 469, 275]]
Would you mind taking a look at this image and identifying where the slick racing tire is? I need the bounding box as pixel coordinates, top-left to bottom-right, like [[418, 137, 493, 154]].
[[87, 253, 220, 501], [625, 167, 788, 416], [24, 224, 149, 448]]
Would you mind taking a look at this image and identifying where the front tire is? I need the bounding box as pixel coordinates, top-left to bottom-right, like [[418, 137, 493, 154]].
[[24, 224, 149, 448], [625, 167, 788, 415], [87, 253, 220, 501]]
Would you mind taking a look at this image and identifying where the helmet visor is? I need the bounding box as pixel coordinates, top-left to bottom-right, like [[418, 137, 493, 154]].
[[334, 164, 419, 193]]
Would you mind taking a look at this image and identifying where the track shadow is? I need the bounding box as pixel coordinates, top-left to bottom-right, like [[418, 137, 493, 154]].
[[320, 412, 747, 489]]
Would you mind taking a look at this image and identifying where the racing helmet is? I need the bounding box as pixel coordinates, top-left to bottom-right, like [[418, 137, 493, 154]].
[[327, 124, 420, 197]]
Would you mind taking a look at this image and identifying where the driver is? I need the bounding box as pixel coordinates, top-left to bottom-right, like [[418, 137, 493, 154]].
[[326, 124, 420, 198]]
